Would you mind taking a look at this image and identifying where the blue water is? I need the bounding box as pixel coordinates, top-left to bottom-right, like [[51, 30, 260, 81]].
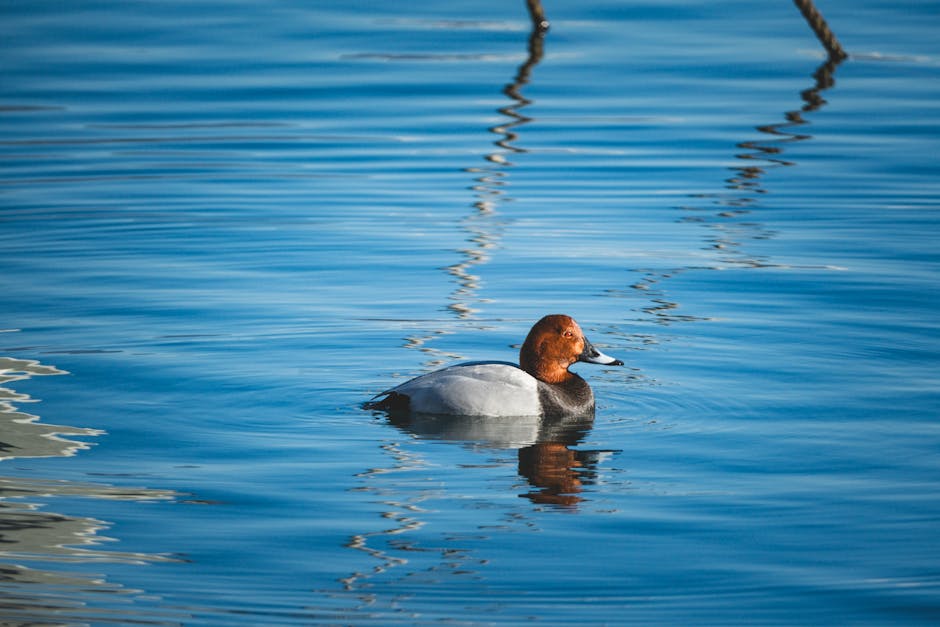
[[2, 0, 940, 624]]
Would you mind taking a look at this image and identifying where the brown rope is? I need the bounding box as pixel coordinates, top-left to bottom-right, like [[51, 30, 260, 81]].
[[526, 0, 549, 33], [792, 0, 848, 60]]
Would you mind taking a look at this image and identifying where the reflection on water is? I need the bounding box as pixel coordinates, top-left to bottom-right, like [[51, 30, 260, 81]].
[[629, 1, 847, 323], [1, 476, 177, 567], [2, 0, 938, 622], [694, 50, 845, 266], [339, 441, 426, 593], [349, 0, 855, 598], [387, 410, 615, 508], [401, 0, 549, 367], [346, 2, 564, 597], [0, 357, 100, 460], [715, 6, 845, 259], [0, 352, 182, 625], [447, 1, 546, 321]]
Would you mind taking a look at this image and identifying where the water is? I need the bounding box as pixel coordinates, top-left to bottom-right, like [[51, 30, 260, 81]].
[[2, 0, 939, 624]]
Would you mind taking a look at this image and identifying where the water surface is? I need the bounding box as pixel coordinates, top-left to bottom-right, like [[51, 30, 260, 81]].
[[2, 0, 939, 624]]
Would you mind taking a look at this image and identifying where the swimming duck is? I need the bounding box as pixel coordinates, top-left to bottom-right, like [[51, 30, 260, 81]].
[[367, 314, 623, 417]]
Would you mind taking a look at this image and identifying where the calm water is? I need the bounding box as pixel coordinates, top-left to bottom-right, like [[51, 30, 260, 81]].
[[2, 0, 939, 624]]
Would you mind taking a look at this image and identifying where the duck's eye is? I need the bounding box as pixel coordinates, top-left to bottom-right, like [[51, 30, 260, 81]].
[[563, 330, 574, 338]]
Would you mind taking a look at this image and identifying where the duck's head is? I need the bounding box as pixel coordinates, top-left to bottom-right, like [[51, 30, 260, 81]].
[[519, 314, 623, 384]]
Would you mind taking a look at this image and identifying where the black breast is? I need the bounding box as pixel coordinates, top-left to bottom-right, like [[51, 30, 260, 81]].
[[536, 375, 595, 418]]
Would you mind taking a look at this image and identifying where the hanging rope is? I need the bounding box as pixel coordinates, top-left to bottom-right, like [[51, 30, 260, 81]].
[[526, 0, 549, 32], [792, 0, 848, 60]]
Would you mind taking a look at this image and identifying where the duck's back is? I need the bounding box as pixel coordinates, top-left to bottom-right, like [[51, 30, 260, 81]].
[[379, 361, 541, 417]]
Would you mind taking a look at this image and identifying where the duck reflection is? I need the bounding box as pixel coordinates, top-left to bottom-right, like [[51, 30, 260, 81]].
[[0, 354, 181, 624], [518, 441, 608, 507], [386, 410, 608, 507]]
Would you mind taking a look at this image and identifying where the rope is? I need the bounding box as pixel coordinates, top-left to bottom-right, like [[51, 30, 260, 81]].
[[792, 0, 848, 60], [526, 0, 549, 33]]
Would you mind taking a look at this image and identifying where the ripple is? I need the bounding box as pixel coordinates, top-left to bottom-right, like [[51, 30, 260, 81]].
[[2, 0, 939, 623], [377, 18, 526, 32], [342, 52, 525, 62]]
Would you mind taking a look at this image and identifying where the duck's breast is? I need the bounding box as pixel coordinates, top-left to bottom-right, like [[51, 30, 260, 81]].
[[393, 361, 541, 417], [535, 375, 595, 417]]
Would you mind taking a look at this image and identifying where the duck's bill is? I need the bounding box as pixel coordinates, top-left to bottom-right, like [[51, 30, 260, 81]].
[[579, 338, 624, 366]]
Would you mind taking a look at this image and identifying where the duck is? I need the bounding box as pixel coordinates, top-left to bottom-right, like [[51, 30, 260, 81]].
[[366, 314, 623, 417]]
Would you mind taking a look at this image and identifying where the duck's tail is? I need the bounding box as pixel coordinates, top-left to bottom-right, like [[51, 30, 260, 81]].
[[363, 391, 410, 413]]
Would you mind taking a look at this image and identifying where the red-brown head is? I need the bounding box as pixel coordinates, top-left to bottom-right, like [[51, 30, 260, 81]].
[[519, 314, 623, 384]]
